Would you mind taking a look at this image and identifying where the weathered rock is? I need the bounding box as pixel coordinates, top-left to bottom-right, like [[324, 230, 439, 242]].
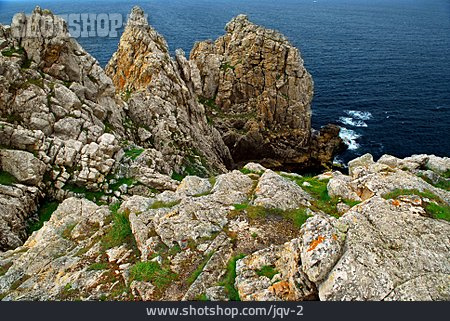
[[318, 196, 450, 301], [182, 234, 233, 300], [209, 170, 254, 204], [348, 153, 374, 178], [253, 170, 311, 210], [190, 15, 343, 170], [425, 155, 450, 175], [0, 6, 127, 201], [106, 6, 232, 175], [176, 176, 212, 197], [327, 172, 361, 201], [205, 286, 229, 301], [0, 184, 42, 251], [299, 214, 345, 283], [243, 162, 266, 173], [0, 198, 113, 300], [0, 149, 46, 185], [130, 281, 155, 301], [235, 238, 317, 301]]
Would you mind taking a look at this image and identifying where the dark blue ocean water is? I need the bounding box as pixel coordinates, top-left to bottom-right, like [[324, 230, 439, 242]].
[[1, 0, 449, 163]]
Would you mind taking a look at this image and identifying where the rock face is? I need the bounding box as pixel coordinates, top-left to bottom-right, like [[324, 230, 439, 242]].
[[318, 196, 450, 301], [190, 15, 344, 169], [106, 7, 232, 175], [0, 6, 449, 302], [234, 154, 450, 302], [1, 154, 449, 301], [0, 184, 42, 251]]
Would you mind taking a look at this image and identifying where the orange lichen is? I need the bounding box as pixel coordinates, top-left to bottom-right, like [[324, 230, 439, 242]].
[[332, 234, 338, 241], [268, 281, 291, 296], [391, 199, 401, 207], [307, 235, 325, 252]]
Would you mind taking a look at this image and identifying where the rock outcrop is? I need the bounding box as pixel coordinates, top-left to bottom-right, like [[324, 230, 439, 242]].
[[106, 7, 232, 175], [0, 7, 129, 250], [190, 15, 344, 170], [1, 153, 449, 301], [0, 6, 449, 302]]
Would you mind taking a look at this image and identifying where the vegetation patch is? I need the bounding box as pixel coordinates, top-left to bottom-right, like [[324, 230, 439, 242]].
[[198, 96, 219, 110], [1, 46, 25, 57], [167, 244, 182, 257], [193, 191, 211, 198], [283, 208, 311, 227], [109, 177, 136, 192], [129, 261, 177, 290], [220, 254, 246, 301], [0, 170, 18, 185], [417, 173, 450, 191], [194, 293, 208, 301], [124, 148, 144, 160], [442, 170, 450, 179], [122, 89, 133, 102], [101, 203, 134, 250], [220, 62, 235, 71], [240, 168, 262, 175], [61, 223, 77, 239], [27, 200, 59, 234], [21, 58, 32, 69], [59, 283, 80, 300], [171, 171, 184, 181], [383, 189, 449, 222], [383, 189, 440, 202], [149, 200, 181, 210], [256, 265, 279, 279], [283, 174, 360, 217], [426, 203, 450, 221], [63, 184, 106, 205]]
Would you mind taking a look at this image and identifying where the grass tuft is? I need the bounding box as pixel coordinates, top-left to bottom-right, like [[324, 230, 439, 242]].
[[101, 203, 133, 250], [382, 189, 440, 202], [426, 203, 450, 221], [0, 171, 18, 185], [194, 293, 208, 301], [27, 200, 59, 234], [282, 174, 360, 217], [220, 254, 245, 301], [382, 188, 449, 222], [417, 173, 450, 191], [171, 171, 184, 182], [149, 200, 181, 210], [129, 261, 177, 290], [256, 265, 278, 279], [124, 148, 144, 160]]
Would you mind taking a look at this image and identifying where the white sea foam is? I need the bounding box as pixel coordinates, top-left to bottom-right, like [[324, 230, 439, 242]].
[[339, 127, 360, 150], [339, 117, 368, 127], [344, 110, 373, 120]]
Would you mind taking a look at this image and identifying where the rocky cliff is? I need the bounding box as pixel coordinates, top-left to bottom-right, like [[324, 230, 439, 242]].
[[0, 6, 449, 301], [0, 153, 448, 301], [105, 7, 232, 175], [190, 14, 344, 170]]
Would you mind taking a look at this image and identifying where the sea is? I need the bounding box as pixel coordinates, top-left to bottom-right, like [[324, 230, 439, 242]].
[[1, 0, 449, 164]]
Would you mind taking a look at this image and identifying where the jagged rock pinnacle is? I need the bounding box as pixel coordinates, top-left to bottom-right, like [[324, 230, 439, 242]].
[[225, 14, 250, 32], [128, 6, 148, 26]]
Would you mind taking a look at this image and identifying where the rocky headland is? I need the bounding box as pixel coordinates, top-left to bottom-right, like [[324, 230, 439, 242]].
[[0, 7, 448, 301]]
